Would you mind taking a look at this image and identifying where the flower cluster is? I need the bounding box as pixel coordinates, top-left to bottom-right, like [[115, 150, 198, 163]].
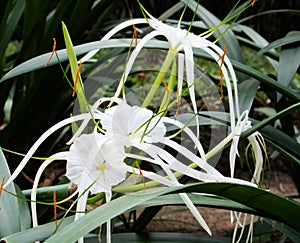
[[2, 5, 266, 243], [3, 98, 257, 243]]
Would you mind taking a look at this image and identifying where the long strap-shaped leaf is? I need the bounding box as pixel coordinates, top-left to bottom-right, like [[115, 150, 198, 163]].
[[3, 183, 299, 242], [39, 183, 299, 242]]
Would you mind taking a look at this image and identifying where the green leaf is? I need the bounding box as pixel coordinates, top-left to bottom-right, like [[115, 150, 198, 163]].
[[14, 185, 31, 231], [138, 193, 255, 213], [43, 0, 73, 44], [22, 184, 69, 201], [264, 219, 300, 242], [4, 183, 300, 242], [0, 0, 25, 63], [237, 79, 260, 112], [232, 24, 278, 70], [242, 102, 300, 140], [254, 107, 276, 117], [1, 216, 74, 243], [3, 35, 299, 104], [230, 59, 300, 102], [277, 43, 300, 101], [0, 39, 169, 82], [0, 148, 20, 237], [44, 183, 300, 242], [256, 31, 300, 57]]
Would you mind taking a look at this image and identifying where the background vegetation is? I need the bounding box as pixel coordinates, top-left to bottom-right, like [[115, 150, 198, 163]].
[[0, 0, 299, 242]]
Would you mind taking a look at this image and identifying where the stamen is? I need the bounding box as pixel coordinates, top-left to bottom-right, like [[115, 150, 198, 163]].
[[0, 176, 5, 196], [72, 59, 82, 97], [132, 23, 138, 48], [251, 0, 256, 7], [126, 0, 138, 48], [160, 77, 170, 109], [45, 38, 57, 66], [136, 161, 145, 186], [218, 44, 227, 100], [53, 190, 57, 227], [97, 163, 106, 171]]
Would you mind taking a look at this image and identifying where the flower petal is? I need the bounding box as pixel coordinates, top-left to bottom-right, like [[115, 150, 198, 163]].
[[101, 102, 166, 146], [81, 18, 148, 63], [4, 113, 95, 189]]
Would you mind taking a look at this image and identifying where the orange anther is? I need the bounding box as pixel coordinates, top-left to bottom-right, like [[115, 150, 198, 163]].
[[160, 76, 170, 109], [136, 161, 145, 186], [132, 23, 138, 48], [0, 176, 5, 196], [251, 0, 256, 7], [45, 38, 57, 66], [53, 191, 57, 227]]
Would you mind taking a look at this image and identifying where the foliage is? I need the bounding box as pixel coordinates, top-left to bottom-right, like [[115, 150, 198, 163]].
[[0, 0, 300, 242]]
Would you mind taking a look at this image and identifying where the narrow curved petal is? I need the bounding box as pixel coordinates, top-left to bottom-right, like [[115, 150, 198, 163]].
[[177, 53, 184, 104], [184, 45, 200, 139], [129, 141, 180, 182], [75, 189, 89, 243], [105, 193, 112, 243], [4, 113, 96, 189], [202, 46, 236, 128], [147, 143, 255, 186], [179, 192, 212, 235], [67, 97, 122, 145], [81, 18, 148, 63], [126, 147, 213, 235], [162, 117, 207, 162], [248, 132, 264, 184], [163, 139, 222, 176], [229, 111, 249, 177], [113, 30, 162, 100], [31, 152, 70, 228]]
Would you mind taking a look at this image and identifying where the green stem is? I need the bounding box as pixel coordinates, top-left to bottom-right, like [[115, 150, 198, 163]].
[[141, 49, 177, 108], [158, 56, 177, 113]]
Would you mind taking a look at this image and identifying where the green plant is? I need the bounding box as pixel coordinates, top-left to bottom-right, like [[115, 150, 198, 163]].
[[1, 1, 300, 242]]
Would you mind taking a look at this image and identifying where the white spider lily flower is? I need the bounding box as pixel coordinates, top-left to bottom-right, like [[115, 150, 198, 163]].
[[28, 129, 185, 243], [101, 101, 214, 234], [99, 101, 258, 236], [80, 11, 256, 188], [101, 101, 221, 178], [81, 12, 240, 132], [93, 101, 256, 187], [65, 131, 125, 243], [66, 132, 127, 198]]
